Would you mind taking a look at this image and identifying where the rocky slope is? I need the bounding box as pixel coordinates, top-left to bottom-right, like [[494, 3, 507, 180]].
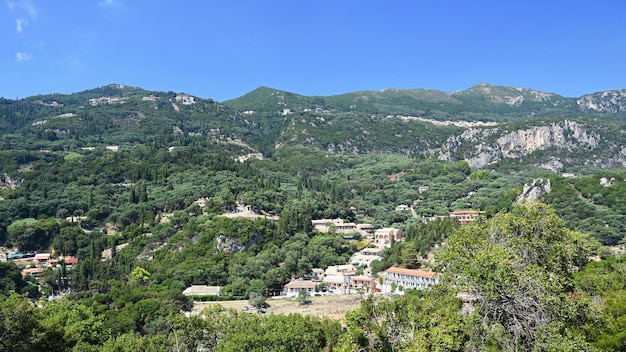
[[577, 89, 626, 113], [437, 119, 626, 170]]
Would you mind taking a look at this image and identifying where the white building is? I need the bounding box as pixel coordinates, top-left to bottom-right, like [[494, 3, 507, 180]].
[[374, 228, 403, 247], [384, 267, 438, 292], [356, 223, 374, 236], [283, 280, 317, 297], [312, 219, 357, 234], [349, 252, 382, 268], [449, 210, 479, 224], [182, 285, 222, 296], [322, 274, 351, 293], [324, 264, 357, 276]]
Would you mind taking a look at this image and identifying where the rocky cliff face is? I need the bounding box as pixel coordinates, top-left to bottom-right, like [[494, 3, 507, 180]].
[[216, 235, 245, 253], [496, 120, 598, 158], [516, 178, 552, 203], [439, 120, 603, 169], [578, 90, 626, 113], [3, 173, 24, 189]]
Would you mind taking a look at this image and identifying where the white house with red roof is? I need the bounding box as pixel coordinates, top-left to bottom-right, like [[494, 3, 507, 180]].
[[384, 267, 439, 292], [283, 280, 318, 297]]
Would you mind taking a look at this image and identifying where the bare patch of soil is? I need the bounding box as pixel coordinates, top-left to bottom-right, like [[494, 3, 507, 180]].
[[194, 295, 363, 323]]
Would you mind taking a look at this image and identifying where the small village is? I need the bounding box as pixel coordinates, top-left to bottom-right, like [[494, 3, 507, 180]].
[[1, 200, 479, 304], [182, 203, 479, 302]]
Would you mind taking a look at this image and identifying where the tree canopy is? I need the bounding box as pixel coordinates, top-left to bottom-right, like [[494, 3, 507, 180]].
[[436, 202, 593, 351]]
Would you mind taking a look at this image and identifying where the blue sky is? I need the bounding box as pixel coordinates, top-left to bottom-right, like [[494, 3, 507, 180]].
[[2, 0, 625, 101]]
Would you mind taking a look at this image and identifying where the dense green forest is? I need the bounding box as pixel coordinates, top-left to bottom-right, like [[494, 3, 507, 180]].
[[3, 203, 626, 351], [1, 84, 626, 351]]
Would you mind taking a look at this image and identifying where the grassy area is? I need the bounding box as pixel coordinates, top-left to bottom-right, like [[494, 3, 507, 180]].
[[351, 239, 372, 250], [194, 294, 364, 322]]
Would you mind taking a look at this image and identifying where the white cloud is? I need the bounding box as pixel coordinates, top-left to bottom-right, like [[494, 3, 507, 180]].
[[16, 52, 32, 61], [16, 17, 26, 33], [9, 1, 38, 34], [98, 0, 115, 7], [22, 0, 37, 18]]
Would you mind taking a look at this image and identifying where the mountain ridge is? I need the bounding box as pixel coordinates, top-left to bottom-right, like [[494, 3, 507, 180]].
[[12, 82, 624, 107], [227, 82, 623, 102], [225, 83, 626, 122], [2, 82, 626, 173]]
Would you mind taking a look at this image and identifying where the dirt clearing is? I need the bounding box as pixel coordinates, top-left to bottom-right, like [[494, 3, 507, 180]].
[[194, 295, 363, 322]]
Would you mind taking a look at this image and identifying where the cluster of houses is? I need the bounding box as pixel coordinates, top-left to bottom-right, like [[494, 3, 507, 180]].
[[282, 264, 373, 296], [282, 263, 440, 297], [290, 208, 479, 296], [221, 203, 478, 235], [89, 96, 125, 106], [424, 209, 480, 224], [311, 218, 403, 248], [182, 203, 479, 300], [277, 231, 443, 297], [1, 251, 78, 280], [241, 107, 330, 116], [182, 264, 440, 299], [174, 94, 196, 105], [311, 218, 372, 236], [394, 203, 480, 225]]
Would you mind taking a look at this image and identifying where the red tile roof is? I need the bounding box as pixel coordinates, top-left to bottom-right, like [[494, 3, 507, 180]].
[[386, 267, 438, 278], [64, 257, 78, 265], [284, 281, 317, 289]]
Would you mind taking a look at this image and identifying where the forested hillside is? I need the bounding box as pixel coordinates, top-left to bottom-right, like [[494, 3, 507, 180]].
[[1, 84, 626, 351]]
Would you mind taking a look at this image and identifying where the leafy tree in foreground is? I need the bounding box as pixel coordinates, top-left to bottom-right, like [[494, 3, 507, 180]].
[[574, 256, 626, 350], [0, 293, 69, 352], [342, 287, 467, 351], [436, 201, 594, 351], [169, 306, 341, 352]]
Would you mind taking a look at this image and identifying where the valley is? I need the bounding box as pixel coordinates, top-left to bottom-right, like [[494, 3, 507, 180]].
[[1, 83, 626, 351]]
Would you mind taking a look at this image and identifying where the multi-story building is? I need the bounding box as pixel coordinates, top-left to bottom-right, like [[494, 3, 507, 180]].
[[385, 267, 439, 291], [374, 228, 403, 247], [449, 209, 479, 224], [312, 218, 357, 234]]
